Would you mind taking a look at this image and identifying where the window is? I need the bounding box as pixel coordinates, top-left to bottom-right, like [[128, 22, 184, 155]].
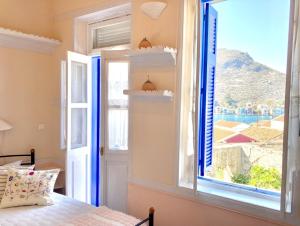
[[198, 0, 290, 197], [179, 0, 300, 220], [88, 15, 131, 53], [199, 0, 291, 194], [107, 62, 129, 151]]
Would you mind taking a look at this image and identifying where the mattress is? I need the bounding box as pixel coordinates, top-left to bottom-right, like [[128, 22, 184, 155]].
[[0, 193, 95, 226]]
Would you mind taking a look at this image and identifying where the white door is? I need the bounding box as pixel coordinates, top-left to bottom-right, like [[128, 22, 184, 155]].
[[101, 50, 129, 212], [66, 51, 92, 204]]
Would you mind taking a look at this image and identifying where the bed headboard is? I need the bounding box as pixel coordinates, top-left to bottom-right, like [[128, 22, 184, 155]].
[[0, 148, 35, 165]]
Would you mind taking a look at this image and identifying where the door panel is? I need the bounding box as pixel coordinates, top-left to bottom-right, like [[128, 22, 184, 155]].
[[71, 151, 89, 201], [106, 160, 128, 212], [67, 51, 91, 204], [101, 51, 129, 213]]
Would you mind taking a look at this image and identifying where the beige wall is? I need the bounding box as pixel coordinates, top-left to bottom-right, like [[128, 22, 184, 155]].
[[128, 183, 289, 226], [131, 0, 179, 48], [0, 0, 54, 38], [130, 0, 180, 186], [0, 0, 63, 163], [0, 46, 63, 162], [52, 0, 129, 21]]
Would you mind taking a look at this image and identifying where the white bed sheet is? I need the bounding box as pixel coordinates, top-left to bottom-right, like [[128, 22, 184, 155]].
[[0, 193, 95, 226]]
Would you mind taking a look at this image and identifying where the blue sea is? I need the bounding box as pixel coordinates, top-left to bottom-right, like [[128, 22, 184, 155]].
[[214, 114, 273, 124]]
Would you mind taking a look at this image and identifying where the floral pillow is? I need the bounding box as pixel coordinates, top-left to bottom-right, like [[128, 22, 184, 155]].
[[0, 168, 59, 208], [0, 164, 35, 202]]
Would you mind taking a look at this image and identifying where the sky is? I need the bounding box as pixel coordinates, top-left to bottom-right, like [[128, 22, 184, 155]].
[[213, 0, 290, 73]]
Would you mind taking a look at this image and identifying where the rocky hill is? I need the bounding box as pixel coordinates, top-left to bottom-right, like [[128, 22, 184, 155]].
[[215, 49, 286, 107]]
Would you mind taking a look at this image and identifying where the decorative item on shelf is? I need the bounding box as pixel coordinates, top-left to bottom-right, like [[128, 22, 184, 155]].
[[142, 75, 156, 91], [141, 1, 167, 19], [139, 37, 152, 49]]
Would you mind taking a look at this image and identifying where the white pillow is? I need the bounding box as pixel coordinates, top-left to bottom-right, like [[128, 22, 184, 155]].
[[0, 165, 35, 202], [0, 168, 59, 208], [0, 160, 22, 168]]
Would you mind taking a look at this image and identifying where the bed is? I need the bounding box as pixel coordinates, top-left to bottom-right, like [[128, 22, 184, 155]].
[[0, 149, 154, 226]]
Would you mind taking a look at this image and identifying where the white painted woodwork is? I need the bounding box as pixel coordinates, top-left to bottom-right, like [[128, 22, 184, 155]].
[[101, 51, 129, 213], [66, 51, 92, 204], [105, 154, 128, 212], [0, 27, 60, 54], [128, 46, 177, 69], [123, 89, 174, 100]]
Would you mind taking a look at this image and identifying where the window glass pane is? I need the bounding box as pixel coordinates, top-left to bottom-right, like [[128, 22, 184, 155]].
[[71, 61, 87, 103], [71, 108, 87, 149], [108, 109, 128, 150], [108, 62, 128, 107]]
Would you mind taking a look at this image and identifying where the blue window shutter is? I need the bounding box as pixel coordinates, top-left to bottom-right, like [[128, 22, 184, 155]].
[[91, 56, 101, 206], [198, 3, 218, 177]]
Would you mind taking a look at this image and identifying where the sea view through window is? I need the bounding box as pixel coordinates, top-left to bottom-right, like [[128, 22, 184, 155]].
[[206, 0, 290, 192]]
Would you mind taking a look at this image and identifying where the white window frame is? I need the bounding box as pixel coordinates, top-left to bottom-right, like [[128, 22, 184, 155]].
[[60, 60, 67, 150], [105, 60, 129, 152], [177, 0, 299, 225]]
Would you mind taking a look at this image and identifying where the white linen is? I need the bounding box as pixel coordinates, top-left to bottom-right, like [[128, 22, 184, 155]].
[[0, 193, 95, 226], [61, 206, 141, 226]]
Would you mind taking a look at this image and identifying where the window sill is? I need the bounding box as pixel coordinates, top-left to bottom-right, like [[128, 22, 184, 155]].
[[132, 178, 292, 225], [197, 178, 280, 211]]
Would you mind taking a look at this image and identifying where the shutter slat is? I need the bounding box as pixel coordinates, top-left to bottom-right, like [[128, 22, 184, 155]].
[[204, 5, 218, 172], [93, 17, 131, 49], [97, 31, 131, 41], [198, 3, 218, 177]]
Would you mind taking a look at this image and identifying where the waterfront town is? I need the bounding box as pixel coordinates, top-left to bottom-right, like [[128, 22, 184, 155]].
[[210, 106, 284, 191]]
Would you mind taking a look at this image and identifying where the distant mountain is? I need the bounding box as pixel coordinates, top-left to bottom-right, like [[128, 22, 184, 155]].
[[215, 49, 286, 107]]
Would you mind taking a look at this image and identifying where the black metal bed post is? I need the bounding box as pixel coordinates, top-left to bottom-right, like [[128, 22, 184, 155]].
[[149, 207, 155, 226], [30, 148, 35, 165], [135, 207, 155, 226]]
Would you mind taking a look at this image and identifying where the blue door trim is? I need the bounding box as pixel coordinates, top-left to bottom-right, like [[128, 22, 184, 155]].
[[91, 56, 101, 206]]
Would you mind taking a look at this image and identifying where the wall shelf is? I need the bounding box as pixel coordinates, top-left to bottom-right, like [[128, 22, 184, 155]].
[[0, 27, 61, 54], [128, 46, 177, 68], [123, 90, 174, 100]]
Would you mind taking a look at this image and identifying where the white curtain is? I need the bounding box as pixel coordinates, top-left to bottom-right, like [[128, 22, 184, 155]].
[[107, 62, 128, 150], [178, 0, 198, 188], [283, 0, 300, 221]]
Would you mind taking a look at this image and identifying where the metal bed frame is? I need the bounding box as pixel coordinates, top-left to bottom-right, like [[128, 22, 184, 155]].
[[0, 148, 35, 165], [135, 207, 155, 226]]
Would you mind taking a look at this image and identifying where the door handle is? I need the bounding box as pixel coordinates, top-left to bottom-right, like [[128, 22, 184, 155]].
[[100, 146, 104, 156]]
